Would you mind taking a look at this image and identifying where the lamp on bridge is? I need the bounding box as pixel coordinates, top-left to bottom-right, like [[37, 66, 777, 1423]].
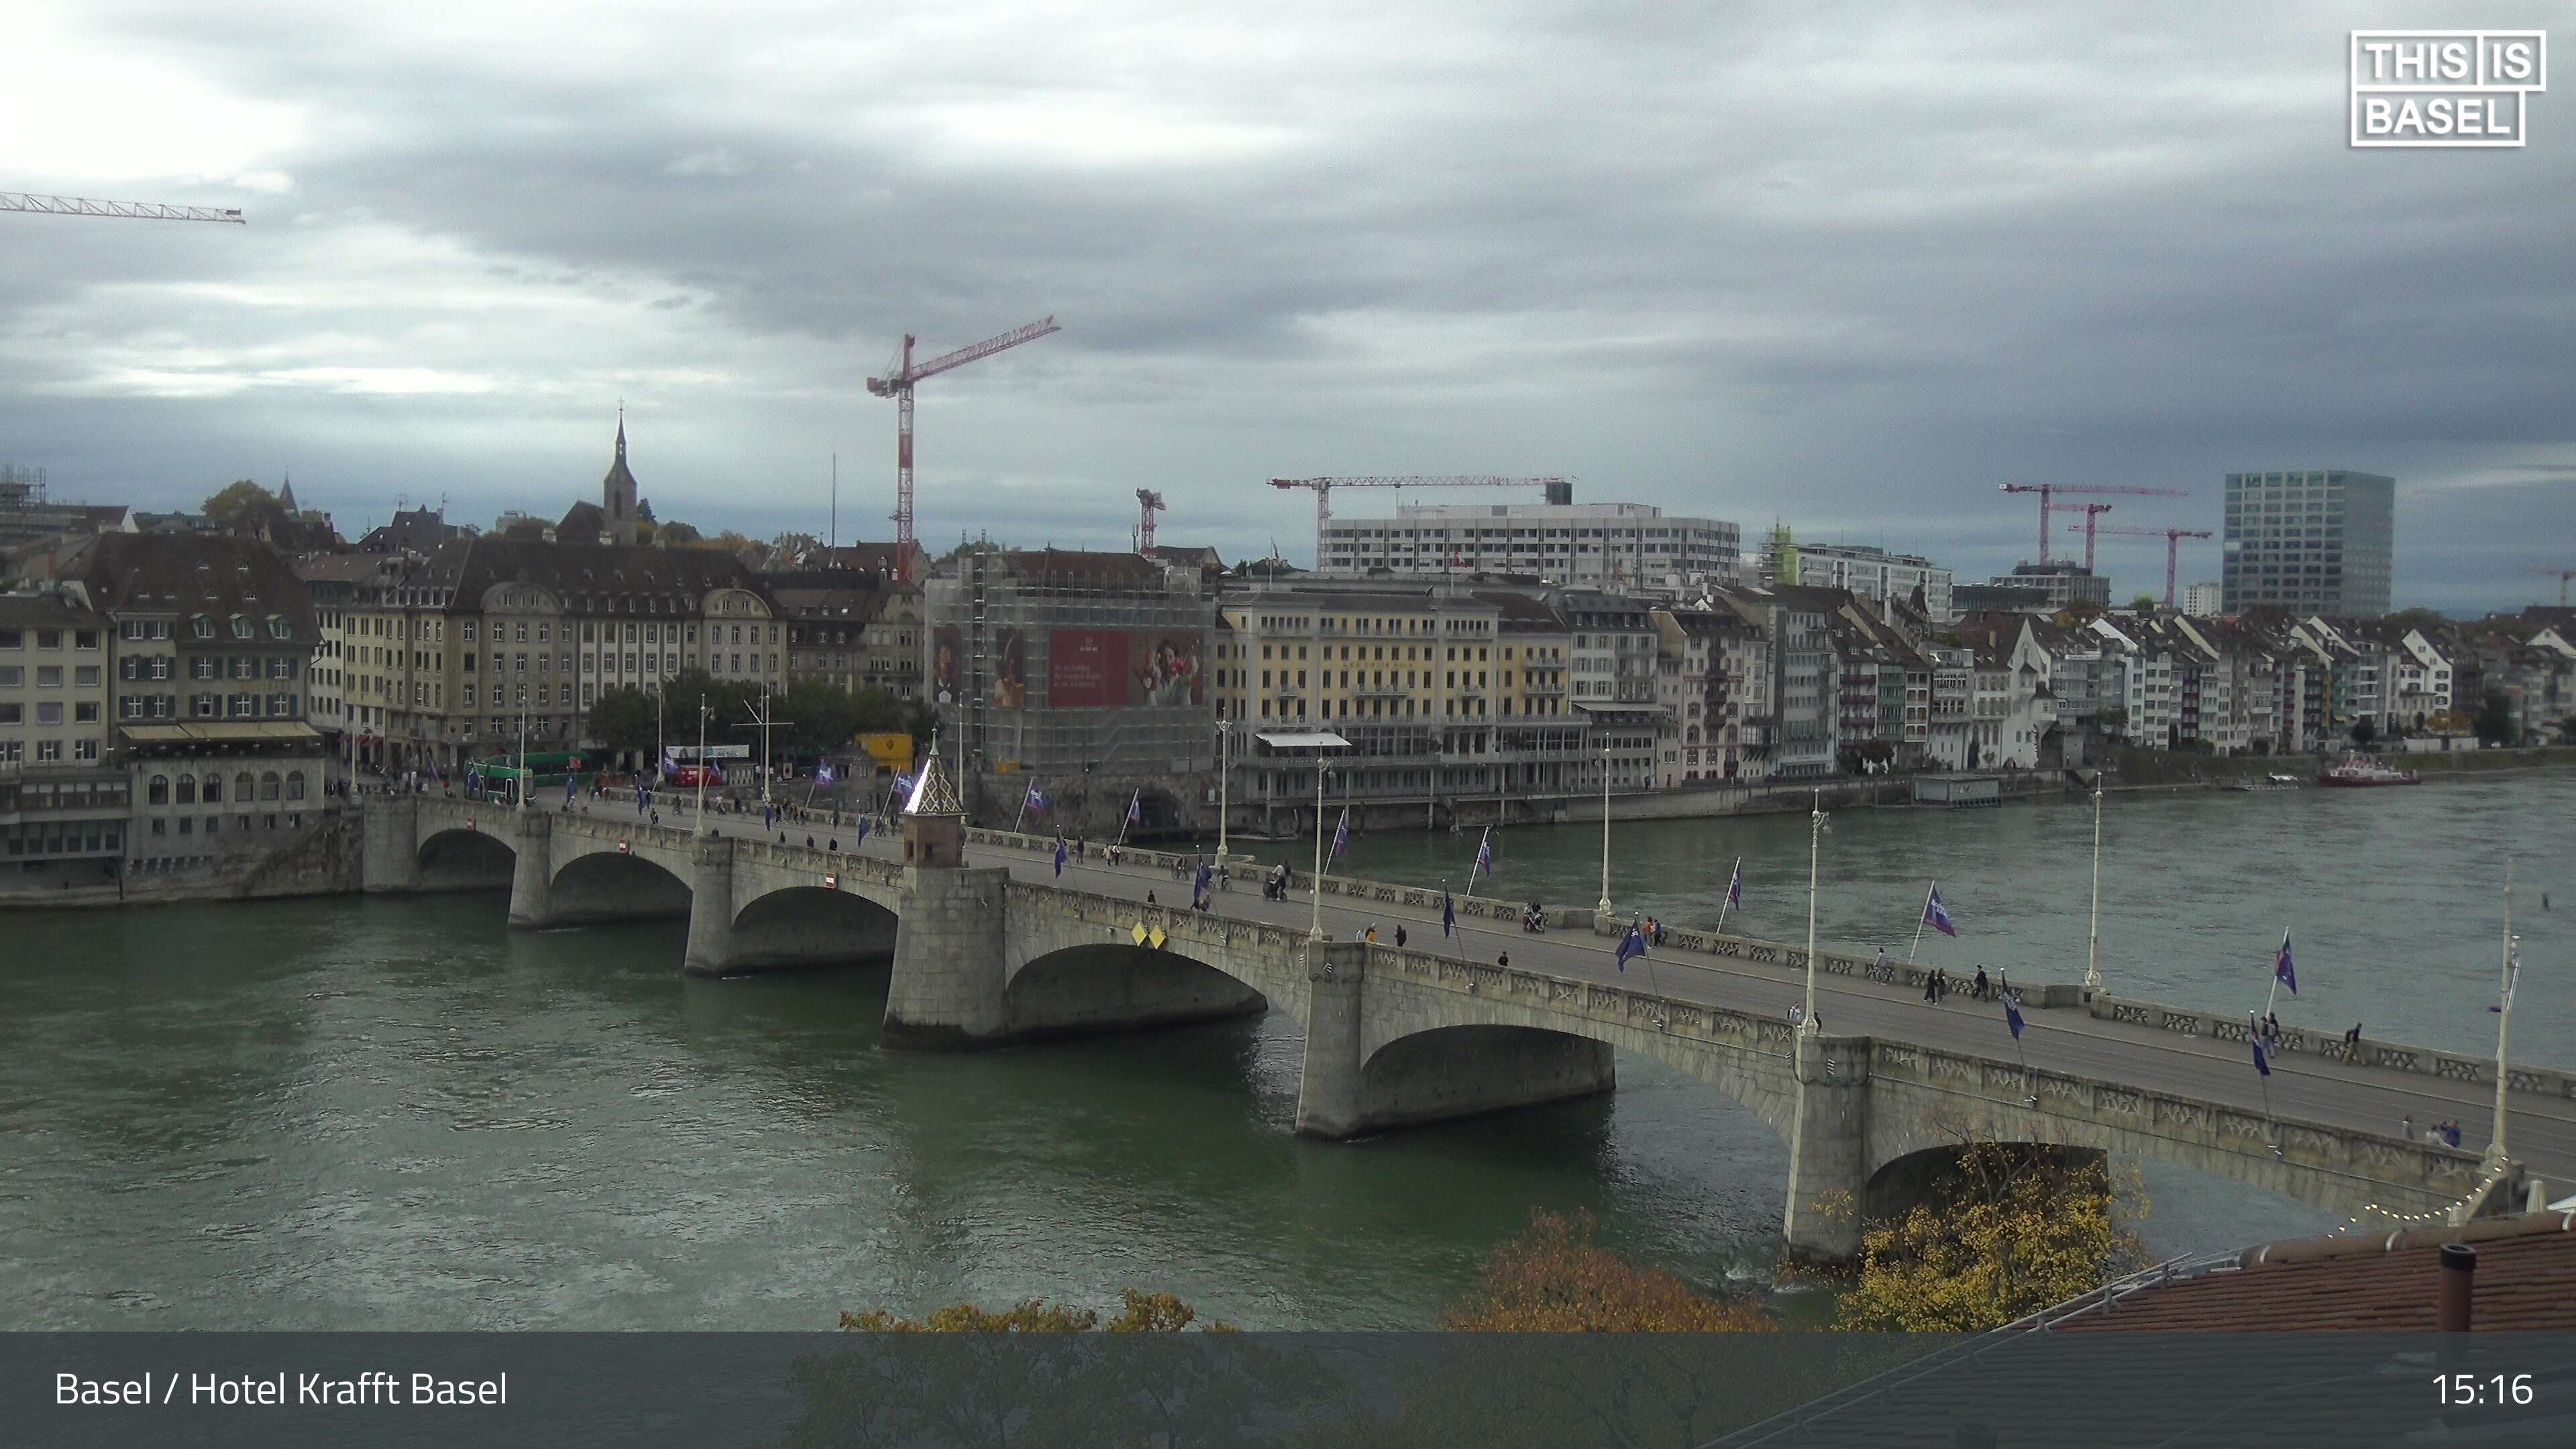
[[902, 749, 967, 869]]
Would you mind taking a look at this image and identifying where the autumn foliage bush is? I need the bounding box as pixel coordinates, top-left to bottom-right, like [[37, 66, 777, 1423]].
[[1440, 1209, 1774, 1332]]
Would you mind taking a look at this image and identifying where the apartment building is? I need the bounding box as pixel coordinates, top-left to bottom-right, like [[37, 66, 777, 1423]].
[[0, 591, 127, 881]]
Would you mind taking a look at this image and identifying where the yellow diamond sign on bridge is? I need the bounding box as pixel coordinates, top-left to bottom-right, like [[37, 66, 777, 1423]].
[[1149, 927, 1167, 950], [1130, 922, 1148, 946]]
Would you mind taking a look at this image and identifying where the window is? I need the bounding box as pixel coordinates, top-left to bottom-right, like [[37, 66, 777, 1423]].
[[268, 616, 292, 639], [74, 739, 97, 761], [285, 771, 306, 801], [150, 775, 170, 804], [178, 774, 199, 804], [35, 702, 62, 725], [74, 702, 99, 723], [233, 773, 254, 802], [36, 740, 60, 762], [229, 616, 254, 640], [260, 771, 281, 801]]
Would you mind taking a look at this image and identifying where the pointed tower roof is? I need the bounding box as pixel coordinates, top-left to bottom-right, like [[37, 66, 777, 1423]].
[[278, 472, 299, 515], [902, 745, 965, 818]]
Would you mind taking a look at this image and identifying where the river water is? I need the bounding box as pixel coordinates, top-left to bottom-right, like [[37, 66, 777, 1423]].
[[2, 773, 2567, 1330]]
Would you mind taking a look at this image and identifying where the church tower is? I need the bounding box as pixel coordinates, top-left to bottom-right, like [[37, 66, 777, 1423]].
[[602, 409, 641, 545]]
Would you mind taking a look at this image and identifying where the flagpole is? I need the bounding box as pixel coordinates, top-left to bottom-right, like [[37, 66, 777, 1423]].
[[2263, 928, 2285, 1022], [1013, 785, 1030, 835], [1716, 854, 1740, 938], [1116, 789, 1136, 849], [1909, 880, 1933, 962], [2489, 860, 2516, 1167], [2083, 769, 2105, 995], [1466, 825, 1490, 900]]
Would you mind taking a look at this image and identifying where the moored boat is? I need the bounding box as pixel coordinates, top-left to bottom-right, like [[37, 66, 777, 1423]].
[[2316, 751, 2421, 787]]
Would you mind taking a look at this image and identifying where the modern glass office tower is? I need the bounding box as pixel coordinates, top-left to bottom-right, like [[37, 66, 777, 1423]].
[[2220, 470, 2394, 616]]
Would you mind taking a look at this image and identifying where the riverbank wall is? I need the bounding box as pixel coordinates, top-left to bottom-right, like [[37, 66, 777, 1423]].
[[0, 805, 364, 911], [2108, 743, 2576, 788]]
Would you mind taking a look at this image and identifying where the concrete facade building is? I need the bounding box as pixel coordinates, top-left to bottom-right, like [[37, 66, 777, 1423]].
[[2222, 469, 2395, 616], [771, 570, 926, 700], [2182, 581, 2224, 617], [1319, 500, 1740, 594]]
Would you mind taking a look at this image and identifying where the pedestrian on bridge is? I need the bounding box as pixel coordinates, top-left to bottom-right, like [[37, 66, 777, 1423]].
[[1364, 925, 1378, 945], [1394, 924, 1407, 949], [1973, 966, 1990, 1001]]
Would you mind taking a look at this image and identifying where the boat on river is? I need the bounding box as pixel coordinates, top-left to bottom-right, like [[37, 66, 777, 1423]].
[[2316, 752, 2422, 788]]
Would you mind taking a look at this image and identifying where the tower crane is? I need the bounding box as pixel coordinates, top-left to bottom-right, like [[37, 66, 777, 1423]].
[[2071, 524, 2214, 608], [1999, 482, 2188, 564], [1267, 476, 1573, 572], [2519, 565, 2575, 607], [865, 315, 1059, 582], [3, 191, 244, 223], [1134, 489, 1165, 557], [2063, 502, 2115, 570]]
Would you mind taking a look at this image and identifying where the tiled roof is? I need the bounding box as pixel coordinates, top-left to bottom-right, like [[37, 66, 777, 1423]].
[[412, 538, 779, 618], [74, 533, 318, 641], [0, 591, 107, 629], [2063, 1212, 2576, 1332]]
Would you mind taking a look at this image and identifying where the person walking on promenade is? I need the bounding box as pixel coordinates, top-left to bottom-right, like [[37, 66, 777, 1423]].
[[1364, 925, 1378, 945], [1973, 965, 1990, 1002], [1923, 969, 1938, 1004], [1498, 950, 1509, 969], [1394, 924, 1407, 949]]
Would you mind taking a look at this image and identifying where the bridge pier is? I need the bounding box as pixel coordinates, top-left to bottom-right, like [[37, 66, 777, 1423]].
[[506, 810, 555, 928], [682, 836, 739, 977], [880, 865, 1012, 1044], [360, 794, 421, 892], [1782, 1032, 1871, 1266], [1294, 941, 1370, 1138]]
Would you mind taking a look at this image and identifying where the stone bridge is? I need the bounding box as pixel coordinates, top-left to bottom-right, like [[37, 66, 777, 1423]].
[[361, 795, 2515, 1261]]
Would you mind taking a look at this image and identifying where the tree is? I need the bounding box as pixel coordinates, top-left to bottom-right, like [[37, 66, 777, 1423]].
[[201, 479, 276, 519], [2352, 714, 2377, 747], [1836, 1141, 2145, 1332], [772, 531, 823, 559], [2385, 607, 2450, 632], [1440, 1210, 1772, 1332], [2096, 704, 2129, 739], [586, 685, 661, 758], [656, 520, 703, 545], [2129, 594, 2160, 613], [2473, 689, 2517, 746]]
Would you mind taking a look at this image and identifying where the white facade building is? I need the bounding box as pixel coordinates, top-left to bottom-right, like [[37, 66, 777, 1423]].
[[1762, 540, 1955, 623], [1319, 500, 1739, 594], [2182, 582, 2224, 617]]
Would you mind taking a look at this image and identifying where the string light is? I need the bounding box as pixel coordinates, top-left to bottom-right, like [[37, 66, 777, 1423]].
[[2342, 1160, 2516, 1229]]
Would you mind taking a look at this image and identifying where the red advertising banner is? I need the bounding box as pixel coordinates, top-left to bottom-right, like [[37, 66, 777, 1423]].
[[1047, 629, 1130, 708]]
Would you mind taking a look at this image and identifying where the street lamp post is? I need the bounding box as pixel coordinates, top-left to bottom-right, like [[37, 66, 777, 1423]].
[[1803, 790, 1825, 1036], [2083, 767, 2106, 995], [1216, 719, 1231, 861], [694, 704, 710, 835], [1596, 743, 1613, 917], [517, 711, 529, 813], [1309, 757, 1331, 940], [2489, 861, 2518, 1165]]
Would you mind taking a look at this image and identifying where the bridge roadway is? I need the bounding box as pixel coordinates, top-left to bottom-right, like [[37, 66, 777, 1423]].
[[368, 793, 2574, 1258], [922, 834, 2576, 1208]]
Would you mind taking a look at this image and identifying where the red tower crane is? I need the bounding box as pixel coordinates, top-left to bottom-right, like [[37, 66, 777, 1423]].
[[866, 315, 1059, 581], [1999, 482, 2188, 564], [2520, 565, 2575, 607], [1267, 476, 1572, 571], [2072, 525, 2214, 608], [1135, 489, 1165, 557], [2063, 502, 2115, 570]]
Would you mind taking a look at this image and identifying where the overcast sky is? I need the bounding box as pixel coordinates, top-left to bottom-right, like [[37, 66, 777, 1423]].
[[3, 1, 2569, 612]]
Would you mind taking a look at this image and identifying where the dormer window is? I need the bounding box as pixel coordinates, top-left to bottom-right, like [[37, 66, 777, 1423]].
[[229, 615, 254, 639], [190, 614, 215, 640], [267, 616, 292, 639]]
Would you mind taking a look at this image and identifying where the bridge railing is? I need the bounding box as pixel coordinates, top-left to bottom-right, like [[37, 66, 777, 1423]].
[[2090, 991, 2576, 1104]]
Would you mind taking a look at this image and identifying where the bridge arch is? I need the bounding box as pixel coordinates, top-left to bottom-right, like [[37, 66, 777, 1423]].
[[1354, 1024, 1619, 1134], [1005, 942, 1268, 1041], [728, 886, 900, 971], [550, 848, 692, 923], [416, 825, 517, 891]]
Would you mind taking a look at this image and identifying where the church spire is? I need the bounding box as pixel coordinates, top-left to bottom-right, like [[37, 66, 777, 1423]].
[[615, 401, 627, 460]]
